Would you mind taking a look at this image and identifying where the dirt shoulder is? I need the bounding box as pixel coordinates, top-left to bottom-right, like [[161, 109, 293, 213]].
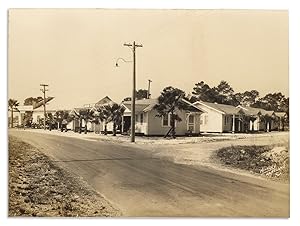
[[140, 132, 289, 182], [8, 135, 121, 217], [212, 144, 289, 183]]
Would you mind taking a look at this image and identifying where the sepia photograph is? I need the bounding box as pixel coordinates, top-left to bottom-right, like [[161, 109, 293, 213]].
[[7, 8, 290, 218]]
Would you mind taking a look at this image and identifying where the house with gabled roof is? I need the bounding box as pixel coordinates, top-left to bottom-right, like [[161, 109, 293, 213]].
[[236, 105, 275, 131], [193, 101, 246, 133], [68, 96, 117, 133], [273, 112, 289, 131], [193, 101, 286, 133], [121, 98, 205, 136], [31, 97, 57, 124]]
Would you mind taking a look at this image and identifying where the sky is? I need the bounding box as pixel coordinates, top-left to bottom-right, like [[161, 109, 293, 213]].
[[8, 9, 289, 110]]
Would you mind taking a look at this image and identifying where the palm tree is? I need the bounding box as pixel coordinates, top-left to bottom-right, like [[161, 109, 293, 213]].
[[101, 104, 125, 136], [8, 99, 19, 128], [77, 109, 95, 134], [54, 110, 71, 132], [153, 86, 186, 138], [46, 113, 54, 131], [94, 107, 107, 134]]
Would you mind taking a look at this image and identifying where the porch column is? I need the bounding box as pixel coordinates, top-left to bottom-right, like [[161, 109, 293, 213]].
[[232, 114, 235, 133], [267, 122, 270, 132], [279, 117, 282, 131], [238, 116, 241, 132], [18, 112, 22, 126]]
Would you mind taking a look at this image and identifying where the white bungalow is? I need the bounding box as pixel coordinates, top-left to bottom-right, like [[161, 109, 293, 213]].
[[121, 98, 205, 136], [193, 101, 246, 133]]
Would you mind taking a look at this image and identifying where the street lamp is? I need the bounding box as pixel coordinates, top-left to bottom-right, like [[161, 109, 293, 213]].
[[115, 57, 132, 67], [116, 41, 143, 142]]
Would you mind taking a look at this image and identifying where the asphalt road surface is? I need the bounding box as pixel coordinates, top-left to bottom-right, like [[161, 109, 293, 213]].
[[10, 130, 289, 217]]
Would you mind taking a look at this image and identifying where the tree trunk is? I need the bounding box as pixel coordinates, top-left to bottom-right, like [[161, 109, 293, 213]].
[[171, 113, 176, 139], [79, 118, 82, 134], [104, 123, 107, 135], [113, 122, 116, 136], [11, 108, 13, 128], [84, 120, 87, 134]]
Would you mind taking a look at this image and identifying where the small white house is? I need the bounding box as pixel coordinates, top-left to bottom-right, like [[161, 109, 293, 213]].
[[121, 98, 205, 136], [68, 96, 116, 133], [192, 101, 284, 133], [193, 101, 246, 133]]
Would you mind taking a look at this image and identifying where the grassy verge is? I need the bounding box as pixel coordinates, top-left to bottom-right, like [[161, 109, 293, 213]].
[[8, 135, 121, 217], [214, 144, 289, 182]]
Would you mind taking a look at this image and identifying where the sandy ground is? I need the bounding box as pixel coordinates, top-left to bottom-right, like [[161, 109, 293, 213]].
[[14, 128, 289, 181], [8, 135, 121, 217], [9, 129, 289, 217]]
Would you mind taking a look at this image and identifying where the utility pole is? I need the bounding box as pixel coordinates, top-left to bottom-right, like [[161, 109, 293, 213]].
[[40, 84, 49, 130], [124, 41, 143, 142], [147, 79, 152, 99]]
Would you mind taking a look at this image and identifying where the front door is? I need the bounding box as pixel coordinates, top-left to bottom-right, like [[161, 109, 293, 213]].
[[187, 114, 195, 133]]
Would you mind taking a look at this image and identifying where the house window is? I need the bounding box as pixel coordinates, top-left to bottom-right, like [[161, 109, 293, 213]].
[[187, 114, 195, 132], [140, 113, 143, 124], [162, 115, 169, 127], [162, 113, 177, 127], [188, 114, 195, 124]]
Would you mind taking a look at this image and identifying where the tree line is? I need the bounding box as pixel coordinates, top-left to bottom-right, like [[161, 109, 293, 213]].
[[123, 81, 289, 114], [189, 80, 289, 113], [8, 80, 289, 138]]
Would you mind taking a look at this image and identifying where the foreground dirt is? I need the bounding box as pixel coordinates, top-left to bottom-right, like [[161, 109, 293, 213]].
[[215, 144, 289, 182], [8, 135, 121, 217], [9, 130, 289, 217]]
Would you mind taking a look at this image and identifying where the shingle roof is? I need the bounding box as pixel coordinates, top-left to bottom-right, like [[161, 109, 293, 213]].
[[123, 99, 157, 113], [33, 97, 54, 109], [94, 96, 115, 107], [196, 101, 242, 115], [239, 106, 274, 116], [123, 98, 203, 113], [274, 112, 287, 117]]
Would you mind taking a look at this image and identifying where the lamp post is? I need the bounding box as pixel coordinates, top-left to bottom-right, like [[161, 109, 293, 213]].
[[116, 41, 143, 142]]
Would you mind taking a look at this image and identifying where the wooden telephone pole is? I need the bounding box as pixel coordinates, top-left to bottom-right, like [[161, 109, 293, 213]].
[[40, 84, 49, 130], [147, 79, 152, 99], [123, 41, 143, 142]]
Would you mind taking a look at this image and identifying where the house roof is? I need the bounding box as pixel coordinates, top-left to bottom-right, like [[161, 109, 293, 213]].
[[33, 97, 55, 109], [238, 106, 274, 116], [95, 96, 115, 107], [123, 98, 204, 113], [194, 101, 243, 115], [123, 98, 157, 113], [274, 112, 287, 118]]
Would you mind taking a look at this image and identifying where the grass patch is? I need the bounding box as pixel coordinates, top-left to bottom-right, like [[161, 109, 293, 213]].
[[216, 144, 289, 181]]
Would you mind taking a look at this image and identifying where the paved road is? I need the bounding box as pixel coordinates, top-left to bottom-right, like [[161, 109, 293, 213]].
[[10, 130, 289, 217]]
